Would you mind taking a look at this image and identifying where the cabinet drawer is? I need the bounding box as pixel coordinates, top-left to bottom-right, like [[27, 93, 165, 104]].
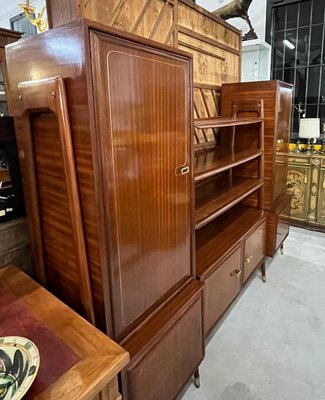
[[244, 222, 265, 282], [121, 281, 204, 400], [203, 246, 242, 334]]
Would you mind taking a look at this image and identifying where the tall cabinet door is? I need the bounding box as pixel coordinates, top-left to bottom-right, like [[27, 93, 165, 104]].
[[90, 30, 193, 339]]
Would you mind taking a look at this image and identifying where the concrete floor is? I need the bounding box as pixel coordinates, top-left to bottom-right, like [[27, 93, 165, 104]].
[[182, 227, 325, 400]]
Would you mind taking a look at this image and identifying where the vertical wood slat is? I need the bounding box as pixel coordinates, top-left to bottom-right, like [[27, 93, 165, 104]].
[[16, 76, 95, 324]]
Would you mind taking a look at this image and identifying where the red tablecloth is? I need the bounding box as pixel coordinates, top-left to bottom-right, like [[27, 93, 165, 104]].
[[0, 281, 80, 399]]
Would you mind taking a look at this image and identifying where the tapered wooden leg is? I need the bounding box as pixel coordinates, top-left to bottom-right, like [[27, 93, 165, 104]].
[[280, 243, 284, 255], [194, 368, 200, 388], [261, 262, 266, 283]]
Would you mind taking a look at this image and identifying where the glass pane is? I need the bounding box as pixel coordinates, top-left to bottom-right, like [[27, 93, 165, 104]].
[[307, 66, 321, 102], [287, 3, 298, 29], [274, 69, 284, 81], [273, 31, 284, 69], [310, 25, 323, 65], [312, 0, 325, 25], [284, 30, 297, 67], [0, 64, 4, 92], [295, 67, 307, 103], [297, 27, 310, 66], [284, 68, 295, 85], [299, 0, 312, 27], [274, 6, 286, 32], [305, 104, 318, 117]]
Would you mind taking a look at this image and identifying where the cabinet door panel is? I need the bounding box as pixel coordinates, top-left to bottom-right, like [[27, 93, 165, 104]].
[[203, 246, 241, 334], [287, 165, 310, 221], [90, 31, 193, 338], [244, 221, 265, 282]]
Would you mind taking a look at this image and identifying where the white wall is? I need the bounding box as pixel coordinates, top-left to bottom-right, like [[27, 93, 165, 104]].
[[196, 0, 267, 41], [0, 0, 46, 30]]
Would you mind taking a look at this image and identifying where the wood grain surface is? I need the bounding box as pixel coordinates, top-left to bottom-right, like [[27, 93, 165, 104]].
[[0, 265, 129, 400]]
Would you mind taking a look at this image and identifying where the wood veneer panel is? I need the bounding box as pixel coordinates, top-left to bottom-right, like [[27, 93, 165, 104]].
[[194, 147, 263, 181], [196, 205, 264, 277], [120, 280, 204, 400], [90, 30, 193, 339], [5, 21, 106, 331], [195, 175, 263, 229], [32, 112, 82, 313]]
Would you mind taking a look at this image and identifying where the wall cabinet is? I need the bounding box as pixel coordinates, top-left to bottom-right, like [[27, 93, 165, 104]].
[[194, 97, 266, 336], [221, 81, 293, 257], [6, 19, 204, 400], [287, 153, 325, 231]]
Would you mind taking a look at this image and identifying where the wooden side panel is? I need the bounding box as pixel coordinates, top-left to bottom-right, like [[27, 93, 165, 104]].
[[32, 112, 82, 310], [90, 31, 193, 339], [82, 0, 175, 45], [221, 81, 293, 209], [6, 21, 107, 331], [46, 0, 80, 28]]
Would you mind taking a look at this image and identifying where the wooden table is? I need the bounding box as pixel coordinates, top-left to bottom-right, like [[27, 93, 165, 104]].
[[0, 265, 129, 400]]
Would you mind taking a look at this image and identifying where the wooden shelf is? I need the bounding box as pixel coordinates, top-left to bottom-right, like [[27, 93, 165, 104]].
[[194, 147, 263, 182], [194, 116, 263, 129], [195, 176, 263, 229], [196, 205, 264, 277]]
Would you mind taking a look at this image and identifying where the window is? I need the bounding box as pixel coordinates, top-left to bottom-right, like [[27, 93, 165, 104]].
[[269, 0, 325, 138], [10, 12, 37, 38]]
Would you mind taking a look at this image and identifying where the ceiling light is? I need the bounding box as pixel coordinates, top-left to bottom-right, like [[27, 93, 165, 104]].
[[283, 39, 295, 50]]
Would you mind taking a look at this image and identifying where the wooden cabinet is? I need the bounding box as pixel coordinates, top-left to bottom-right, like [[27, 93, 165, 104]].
[[194, 97, 266, 336], [287, 152, 325, 231], [221, 81, 293, 256], [6, 19, 203, 400]]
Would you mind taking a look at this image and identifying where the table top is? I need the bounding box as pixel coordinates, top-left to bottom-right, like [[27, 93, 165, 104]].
[[0, 265, 129, 400]]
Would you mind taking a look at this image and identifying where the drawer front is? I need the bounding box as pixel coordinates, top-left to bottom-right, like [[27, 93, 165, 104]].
[[204, 246, 242, 334], [122, 288, 203, 400], [288, 156, 310, 165], [244, 222, 265, 282]]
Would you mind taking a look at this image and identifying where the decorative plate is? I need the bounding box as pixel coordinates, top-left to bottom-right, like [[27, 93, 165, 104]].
[[0, 336, 40, 400]]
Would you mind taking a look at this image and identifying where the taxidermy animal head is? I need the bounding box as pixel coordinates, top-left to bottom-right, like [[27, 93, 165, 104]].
[[212, 0, 258, 41]]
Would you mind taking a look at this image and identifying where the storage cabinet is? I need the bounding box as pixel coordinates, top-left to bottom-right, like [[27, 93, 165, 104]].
[[194, 97, 266, 336], [221, 81, 293, 256], [287, 152, 325, 231], [6, 19, 203, 400]]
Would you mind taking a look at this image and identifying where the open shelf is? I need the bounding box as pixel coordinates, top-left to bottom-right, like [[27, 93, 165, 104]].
[[194, 116, 263, 129], [195, 176, 263, 229], [196, 204, 264, 277], [194, 147, 263, 182]]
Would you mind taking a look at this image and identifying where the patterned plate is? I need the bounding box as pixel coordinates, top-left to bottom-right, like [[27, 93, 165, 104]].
[[0, 337, 40, 400]]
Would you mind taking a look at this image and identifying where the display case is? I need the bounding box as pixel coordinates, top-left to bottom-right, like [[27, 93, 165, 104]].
[[241, 39, 271, 82]]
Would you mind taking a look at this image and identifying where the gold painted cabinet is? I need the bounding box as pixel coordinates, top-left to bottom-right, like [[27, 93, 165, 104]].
[[287, 153, 325, 230]]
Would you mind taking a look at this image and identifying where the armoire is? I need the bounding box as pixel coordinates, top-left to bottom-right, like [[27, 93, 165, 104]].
[[5, 1, 293, 399]]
